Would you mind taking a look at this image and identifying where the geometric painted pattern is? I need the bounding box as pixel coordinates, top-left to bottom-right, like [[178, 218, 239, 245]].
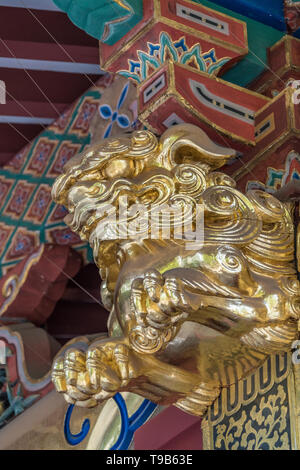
[[0, 75, 112, 276], [207, 354, 292, 450], [47, 143, 81, 177], [70, 98, 99, 136], [119, 31, 230, 83]]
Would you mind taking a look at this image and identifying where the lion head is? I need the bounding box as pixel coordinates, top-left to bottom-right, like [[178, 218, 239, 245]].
[[52, 124, 300, 412]]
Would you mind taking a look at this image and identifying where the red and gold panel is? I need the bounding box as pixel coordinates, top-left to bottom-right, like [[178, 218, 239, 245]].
[[291, 88, 300, 131], [45, 226, 82, 246], [0, 223, 14, 258], [254, 92, 289, 148], [46, 204, 68, 224], [225, 89, 295, 181], [3, 181, 35, 220], [47, 103, 76, 135], [46, 142, 81, 177], [3, 144, 32, 173], [23, 138, 59, 176], [0, 78, 115, 272], [4, 228, 39, 263], [138, 62, 269, 143], [0, 176, 14, 204], [70, 97, 99, 136], [249, 37, 300, 97], [24, 184, 52, 224], [160, 0, 247, 51]]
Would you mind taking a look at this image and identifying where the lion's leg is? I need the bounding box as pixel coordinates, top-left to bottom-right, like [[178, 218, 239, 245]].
[[52, 333, 219, 412]]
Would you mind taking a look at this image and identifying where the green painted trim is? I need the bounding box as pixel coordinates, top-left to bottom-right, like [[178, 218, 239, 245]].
[[53, 0, 143, 45]]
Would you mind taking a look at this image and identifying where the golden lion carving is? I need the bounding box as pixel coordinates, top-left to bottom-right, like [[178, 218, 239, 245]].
[[51, 124, 300, 416]]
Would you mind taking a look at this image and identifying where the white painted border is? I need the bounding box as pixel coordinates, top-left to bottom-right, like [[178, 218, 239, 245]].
[[163, 112, 185, 128], [0, 80, 5, 104], [189, 79, 255, 124], [0, 328, 51, 392], [143, 73, 166, 104], [0, 115, 54, 124], [176, 2, 229, 35], [0, 57, 103, 74]]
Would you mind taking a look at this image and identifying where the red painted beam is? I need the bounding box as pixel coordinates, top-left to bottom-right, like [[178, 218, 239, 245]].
[[0, 68, 99, 105], [0, 6, 102, 164], [0, 39, 100, 65], [0, 122, 44, 153], [2, 99, 67, 119], [0, 6, 98, 47]]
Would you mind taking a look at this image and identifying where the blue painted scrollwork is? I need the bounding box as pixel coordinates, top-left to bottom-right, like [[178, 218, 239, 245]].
[[64, 393, 157, 449], [64, 403, 90, 446]]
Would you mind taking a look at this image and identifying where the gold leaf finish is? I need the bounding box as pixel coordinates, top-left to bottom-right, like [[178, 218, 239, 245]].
[[50, 124, 300, 416]]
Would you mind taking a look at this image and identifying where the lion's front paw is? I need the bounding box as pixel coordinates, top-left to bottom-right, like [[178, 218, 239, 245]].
[[51, 341, 133, 408], [129, 270, 189, 354]]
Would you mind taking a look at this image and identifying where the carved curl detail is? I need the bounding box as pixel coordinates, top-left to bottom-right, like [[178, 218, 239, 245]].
[[50, 124, 300, 417]]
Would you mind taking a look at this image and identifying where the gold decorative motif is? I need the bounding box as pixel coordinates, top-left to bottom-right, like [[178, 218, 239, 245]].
[[0, 245, 44, 316], [215, 384, 289, 450], [118, 31, 230, 83], [51, 124, 300, 416], [206, 354, 290, 426]]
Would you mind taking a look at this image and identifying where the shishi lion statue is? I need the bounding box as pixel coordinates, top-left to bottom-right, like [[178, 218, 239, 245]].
[[51, 124, 300, 416]]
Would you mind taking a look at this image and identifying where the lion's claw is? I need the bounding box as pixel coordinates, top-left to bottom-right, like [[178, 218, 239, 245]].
[[52, 341, 132, 407]]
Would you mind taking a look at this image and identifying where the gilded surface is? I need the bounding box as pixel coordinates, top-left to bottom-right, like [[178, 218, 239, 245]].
[[202, 353, 294, 450], [50, 124, 300, 416]]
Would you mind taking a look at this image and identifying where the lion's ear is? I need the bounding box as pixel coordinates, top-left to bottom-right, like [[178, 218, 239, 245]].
[[160, 123, 236, 171]]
